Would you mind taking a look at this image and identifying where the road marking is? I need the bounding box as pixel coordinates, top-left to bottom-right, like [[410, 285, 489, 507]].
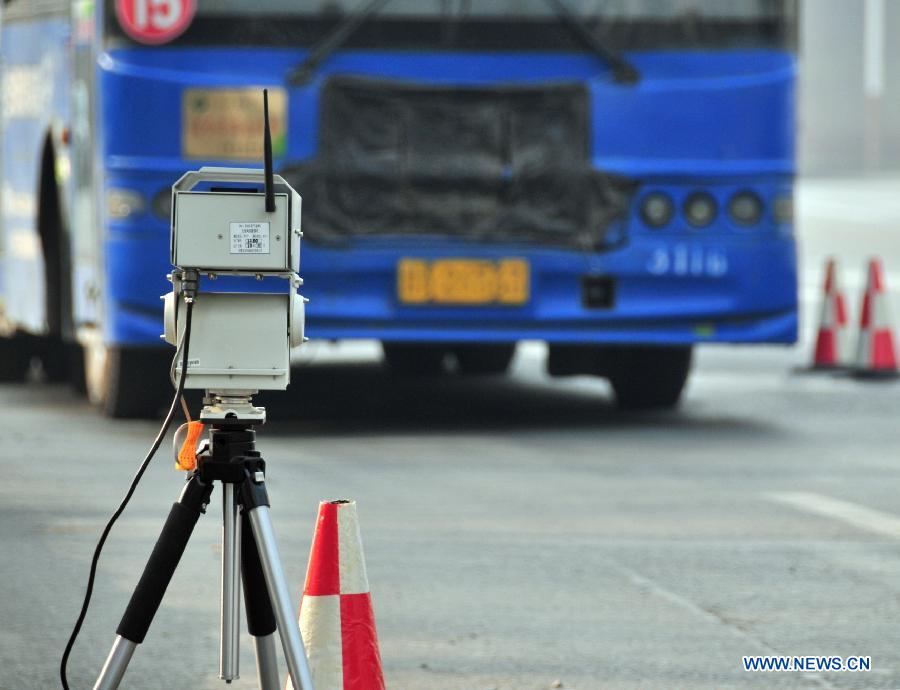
[[767, 491, 900, 539], [609, 560, 836, 688], [611, 561, 768, 648]]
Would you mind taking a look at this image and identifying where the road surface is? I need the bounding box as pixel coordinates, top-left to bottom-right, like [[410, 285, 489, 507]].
[[3, 176, 900, 689]]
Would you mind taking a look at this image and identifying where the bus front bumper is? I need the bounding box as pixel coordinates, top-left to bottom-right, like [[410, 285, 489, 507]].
[[302, 236, 798, 345], [107, 235, 798, 347], [306, 310, 797, 345]]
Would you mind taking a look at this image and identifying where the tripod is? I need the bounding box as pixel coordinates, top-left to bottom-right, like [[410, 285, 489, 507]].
[[93, 414, 315, 690]]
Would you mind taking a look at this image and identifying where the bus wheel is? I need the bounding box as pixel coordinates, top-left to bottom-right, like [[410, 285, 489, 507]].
[[0, 334, 34, 382], [87, 345, 173, 418], [452, 343, 516, 375], [382, 343, 448, 376], [608, 345, 693, 410]]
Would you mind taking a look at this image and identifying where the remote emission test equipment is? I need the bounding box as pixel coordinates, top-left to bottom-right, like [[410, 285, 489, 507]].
[[62, 90, 315, 690]]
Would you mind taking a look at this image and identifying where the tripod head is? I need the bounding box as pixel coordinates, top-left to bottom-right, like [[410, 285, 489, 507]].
[[201, 390, 267, 424]]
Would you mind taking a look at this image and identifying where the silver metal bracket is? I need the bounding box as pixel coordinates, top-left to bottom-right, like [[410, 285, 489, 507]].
[[200, 391, 266, 424]]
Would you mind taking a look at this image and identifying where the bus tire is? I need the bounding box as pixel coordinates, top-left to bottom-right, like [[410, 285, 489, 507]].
[[0, 334, 34, 382], [608, 345, 692, 410], [452, 343, 515, 375], [99, 346, 174, 418], [382, 342, 448, 376]]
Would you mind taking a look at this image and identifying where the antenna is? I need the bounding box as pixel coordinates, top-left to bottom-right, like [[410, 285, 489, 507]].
[[263, 89, 276, 213]]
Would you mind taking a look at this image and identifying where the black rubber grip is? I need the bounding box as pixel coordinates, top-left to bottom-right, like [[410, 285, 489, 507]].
[[116, 500, 204, 643], [241, 512, 277, 636]]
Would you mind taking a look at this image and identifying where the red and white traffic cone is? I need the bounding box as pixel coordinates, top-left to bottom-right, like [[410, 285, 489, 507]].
[[288, 500, 385, 690], [854, 258, 898, 377], [811, 258, 850, 368]]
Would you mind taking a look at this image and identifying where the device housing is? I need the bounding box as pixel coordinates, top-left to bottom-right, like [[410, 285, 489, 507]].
[[163, 166, 305, 393]]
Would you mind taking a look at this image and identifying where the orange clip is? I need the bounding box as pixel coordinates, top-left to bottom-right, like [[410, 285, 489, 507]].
[[176, 421, 205, 471]]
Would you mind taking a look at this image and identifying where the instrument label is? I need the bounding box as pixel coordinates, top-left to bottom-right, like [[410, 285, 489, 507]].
[[230, 222, 270, 254]]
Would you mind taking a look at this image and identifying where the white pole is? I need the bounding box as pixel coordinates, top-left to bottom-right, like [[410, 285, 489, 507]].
[[863, 0, 885, 169]]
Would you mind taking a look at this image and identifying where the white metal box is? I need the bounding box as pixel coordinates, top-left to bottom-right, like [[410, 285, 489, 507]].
[[172, 191, 291, 272], [173, 292, 291, 390]]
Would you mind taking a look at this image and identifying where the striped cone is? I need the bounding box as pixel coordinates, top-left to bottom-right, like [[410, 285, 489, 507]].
[[288, 500, 385, 690], [811, 258, 850, 368], [854, 258, 898, 377]]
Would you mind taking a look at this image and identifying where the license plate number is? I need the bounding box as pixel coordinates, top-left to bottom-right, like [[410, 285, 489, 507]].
[[397, 258, 529, 305]]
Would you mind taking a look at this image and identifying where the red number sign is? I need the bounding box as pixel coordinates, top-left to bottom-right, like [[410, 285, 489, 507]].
[[115, 0, 196, 45]]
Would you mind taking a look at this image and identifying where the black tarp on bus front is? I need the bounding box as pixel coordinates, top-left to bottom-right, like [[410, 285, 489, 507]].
[[281, 77, 636, 249]]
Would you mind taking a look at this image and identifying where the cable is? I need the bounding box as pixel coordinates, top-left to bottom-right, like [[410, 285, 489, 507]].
[[180, 395, 192, 422], [169, 321, 185, 388], [60, 299, 195, 690]]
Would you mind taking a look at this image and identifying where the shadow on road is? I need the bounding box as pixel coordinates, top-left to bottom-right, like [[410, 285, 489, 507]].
[[246, 361, 773, 438], [4, 359, 780, 439]]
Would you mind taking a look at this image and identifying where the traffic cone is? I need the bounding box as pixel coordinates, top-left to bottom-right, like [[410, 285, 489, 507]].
[[854, 258, 898, 377], [287, 500, 385, 690], [811, 258, 850, 368]]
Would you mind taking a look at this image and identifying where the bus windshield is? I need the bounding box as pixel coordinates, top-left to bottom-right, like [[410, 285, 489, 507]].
[[104, 0, 796, 50], [196, 0, 788, 21]]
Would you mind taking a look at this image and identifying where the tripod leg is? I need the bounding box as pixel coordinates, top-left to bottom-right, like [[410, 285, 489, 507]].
[[94, 637, 135, 690], [94, 475, 213, 690], [253, 634, 280, 690], [242, 511, 280, 690], [220, 483, 241, 681], [241, 472, 315, 690]]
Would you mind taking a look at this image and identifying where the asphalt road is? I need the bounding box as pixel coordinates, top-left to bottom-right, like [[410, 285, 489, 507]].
[[4, 176, 900, 690]]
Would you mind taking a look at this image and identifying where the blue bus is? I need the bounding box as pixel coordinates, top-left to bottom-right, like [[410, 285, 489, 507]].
[[0, 0, 797, 416]]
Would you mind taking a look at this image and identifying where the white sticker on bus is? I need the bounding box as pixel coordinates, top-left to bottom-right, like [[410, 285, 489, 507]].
[[2, 56, 54, 120]]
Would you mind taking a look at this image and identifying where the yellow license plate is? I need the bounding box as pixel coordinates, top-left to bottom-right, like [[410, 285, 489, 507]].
[[397, 258, 530, 305], [182, 87, 287, 161]]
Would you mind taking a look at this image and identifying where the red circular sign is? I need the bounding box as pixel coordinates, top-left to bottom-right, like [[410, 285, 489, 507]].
[[115, 0, 196, 45]]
